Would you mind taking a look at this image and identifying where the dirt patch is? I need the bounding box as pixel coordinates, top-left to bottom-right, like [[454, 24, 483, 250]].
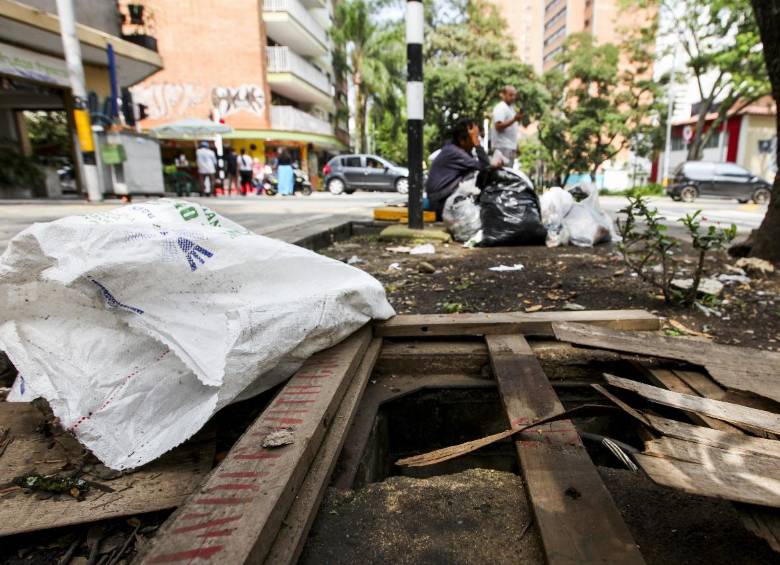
[[301, 468, 544, 565], [598, 467, 779, 564], [325, 236, 780, 348]]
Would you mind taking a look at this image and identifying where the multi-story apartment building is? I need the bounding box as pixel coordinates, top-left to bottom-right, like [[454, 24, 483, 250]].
[[127, 0, 345, 185], [0, 0, 163, 197], [492, 0, 544, 75]]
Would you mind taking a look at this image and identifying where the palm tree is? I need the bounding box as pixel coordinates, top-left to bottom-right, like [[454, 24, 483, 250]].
[[332, 0, 404, 153]]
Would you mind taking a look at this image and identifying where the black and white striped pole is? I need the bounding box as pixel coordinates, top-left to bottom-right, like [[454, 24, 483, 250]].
[[406, 0, 424, 230]]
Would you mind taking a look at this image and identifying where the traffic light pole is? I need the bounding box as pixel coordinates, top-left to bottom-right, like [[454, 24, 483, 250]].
[[56, 0, 103, 202], [406, 0, 424, 230]]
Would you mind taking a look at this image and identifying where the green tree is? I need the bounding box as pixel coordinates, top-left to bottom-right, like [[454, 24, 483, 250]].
[[635, 0, 770, 160], [538, 32, 665, 185], [423, 0, 547, 153], [332, 0, 404, 153]]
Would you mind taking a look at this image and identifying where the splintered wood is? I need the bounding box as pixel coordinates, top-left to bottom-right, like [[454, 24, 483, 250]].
[[136, 328, 371, 564]]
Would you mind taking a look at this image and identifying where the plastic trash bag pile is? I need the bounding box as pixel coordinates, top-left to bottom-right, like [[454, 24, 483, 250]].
[[479, 168, 547, 246], [0, 199, 394, 469], [540, 184, 620, 247], [442, 173, 482, 243]]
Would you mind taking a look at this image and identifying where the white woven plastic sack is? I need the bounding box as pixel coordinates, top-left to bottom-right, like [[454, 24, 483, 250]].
[[0, 199, 394, 470]]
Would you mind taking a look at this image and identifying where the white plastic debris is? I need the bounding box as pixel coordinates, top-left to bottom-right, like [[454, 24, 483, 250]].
[[388, 262, 402, 271], [409, 243, 436, 255], [717, 274, 751, 285], [385, 246, 412, 253], [347, 255, 364, 265], [562, 303, 586, 311], [0, 199, 394, 470], [489, 264, 525, 272]]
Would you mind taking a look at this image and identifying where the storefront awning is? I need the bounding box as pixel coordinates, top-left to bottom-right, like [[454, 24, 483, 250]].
[[221, 129, 346, 151], [0, 0, 162, 87]]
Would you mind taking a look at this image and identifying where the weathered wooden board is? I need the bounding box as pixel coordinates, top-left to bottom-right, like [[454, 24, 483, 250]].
[[0, 403, 214, 536], [487, 335, 644, 565], [374, 340, 489, 377], [645, 415, 780, 460], [636, 449, 780, 507], [554, 322, 780, 404], [137, 328, 371, 565], [632, 363, 742, 434], [604, 374, 780, 436], [263, 338, 383, 565], [375, 310, 660, 338]]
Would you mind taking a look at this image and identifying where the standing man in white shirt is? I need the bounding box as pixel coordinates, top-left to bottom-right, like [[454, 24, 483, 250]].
[[196, 141, 217, 197], [491, 85, 523, 166]]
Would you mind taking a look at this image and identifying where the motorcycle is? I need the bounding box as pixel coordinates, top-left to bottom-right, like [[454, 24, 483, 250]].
[[261, 167, 312, 196]]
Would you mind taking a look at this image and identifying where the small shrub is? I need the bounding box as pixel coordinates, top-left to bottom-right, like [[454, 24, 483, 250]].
[[616, 196, 736, 306]]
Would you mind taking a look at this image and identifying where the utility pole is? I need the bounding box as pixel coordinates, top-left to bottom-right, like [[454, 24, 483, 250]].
[[56, 0, 102, 201], [406, 0, 424, 230], [661, 44, 679, 187]]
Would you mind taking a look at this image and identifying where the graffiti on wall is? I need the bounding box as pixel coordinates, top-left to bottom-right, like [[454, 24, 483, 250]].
[[211, 84, 266, 118], [130, 82, 206, 120]]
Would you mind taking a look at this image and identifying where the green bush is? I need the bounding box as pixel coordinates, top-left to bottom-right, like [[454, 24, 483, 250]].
[[0, 148, 45, 189], [601, 183, 664, 197]]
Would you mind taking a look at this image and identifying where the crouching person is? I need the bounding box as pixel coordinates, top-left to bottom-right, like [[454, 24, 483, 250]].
[[425, 118, 490, 221]]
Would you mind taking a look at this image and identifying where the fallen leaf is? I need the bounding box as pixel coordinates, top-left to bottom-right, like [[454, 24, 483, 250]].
[[525, 305, 543, 313]]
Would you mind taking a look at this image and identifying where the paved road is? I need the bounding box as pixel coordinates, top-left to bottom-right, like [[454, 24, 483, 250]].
[[0, 192, 767, 251], [600, 195, 767, 237], [0, 192, 404, 251]]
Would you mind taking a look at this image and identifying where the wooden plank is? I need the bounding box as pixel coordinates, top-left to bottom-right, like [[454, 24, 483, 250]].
[[554, 322, 780, 404], [487, 335, 644, 565], [374, 340, 489, 377], [0, 403, 214, 536], [644, 414, 780, 459], [264, 338, 383, 565], [604, 374, 780, 436], [635, 450, 780, 507], [737, 505, 780, 553], [645, 435, 780, 468], [375, 310, 660, 338], [632, 363, 742, 434], [137, 328, 371, 565]]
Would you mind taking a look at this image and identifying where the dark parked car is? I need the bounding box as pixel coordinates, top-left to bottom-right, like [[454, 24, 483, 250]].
[[323, 154, 409, 195], [668, 161, 772, 204]]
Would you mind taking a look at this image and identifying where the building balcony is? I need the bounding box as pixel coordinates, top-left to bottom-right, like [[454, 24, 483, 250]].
[[263, 0, 328, 58], [266, 46, 334, 108], [271, 105, 333, 136]]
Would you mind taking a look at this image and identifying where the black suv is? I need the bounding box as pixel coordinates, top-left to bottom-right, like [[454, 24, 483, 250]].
[[323, 154, 409, 195], [668, 161, 772, 204]]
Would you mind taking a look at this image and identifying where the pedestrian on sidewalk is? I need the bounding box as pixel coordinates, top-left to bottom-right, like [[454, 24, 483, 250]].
[[277, 148, 294, 196], [196, 141, 217, 197], [238, 148, 254, 195], [491, 85, 523, 166], [224, 146, 239, 195]]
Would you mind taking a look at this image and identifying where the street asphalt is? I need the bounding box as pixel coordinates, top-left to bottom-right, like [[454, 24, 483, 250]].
[[0, 192, 767, 252]]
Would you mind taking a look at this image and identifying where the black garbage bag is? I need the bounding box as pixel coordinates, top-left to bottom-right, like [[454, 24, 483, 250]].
[[479, 169, 547, 246]]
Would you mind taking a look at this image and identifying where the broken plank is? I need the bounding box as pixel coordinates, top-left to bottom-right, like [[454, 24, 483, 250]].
[[644, 415, 780, 460], [632, 363, 742, 434], [0, 402, 214, 536], [137, 327, 372, 565], [604, 374, 780, 436], [554, 322, 780, 404], [635, 450, 780, 507], [487, 334, 644, 565], [375, 310, 660, 338], [264, 338, 383, 565]]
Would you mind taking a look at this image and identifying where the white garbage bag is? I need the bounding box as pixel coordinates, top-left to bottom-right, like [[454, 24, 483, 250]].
[[0, 199, 394, 470], [443, 174, 482, 242], [563, 188, 621, 247], [540, 187, 574, 247]]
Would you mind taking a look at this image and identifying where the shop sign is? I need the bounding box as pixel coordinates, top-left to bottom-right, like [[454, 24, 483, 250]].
[[0, 42, 69, 87]]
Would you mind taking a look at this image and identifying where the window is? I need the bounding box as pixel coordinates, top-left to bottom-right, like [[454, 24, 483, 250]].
[[544, 26, 566, 48], [342, 156, 361, 167], [717, 163, 749, 176], [682, 162, 715, 180], [544, 46, 564, 64], [545, 7, 567, 31], [366, 157, 385, 170]]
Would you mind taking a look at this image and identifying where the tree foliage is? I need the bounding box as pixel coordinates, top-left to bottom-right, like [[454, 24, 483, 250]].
[[538, 31, 665, 185], [634, 0, 770, 160]]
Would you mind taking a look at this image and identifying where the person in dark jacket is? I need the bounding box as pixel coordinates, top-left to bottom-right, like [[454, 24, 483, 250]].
[[224, 146, 238, 195], [425, 117, 490, 219]]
